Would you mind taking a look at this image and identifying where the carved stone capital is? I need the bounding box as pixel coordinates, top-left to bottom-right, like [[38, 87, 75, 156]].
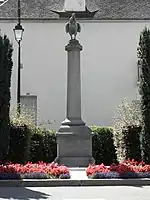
[[65, 39, 83, 51]]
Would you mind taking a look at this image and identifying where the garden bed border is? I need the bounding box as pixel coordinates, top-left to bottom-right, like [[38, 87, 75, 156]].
[[1, 178, 150, 187]]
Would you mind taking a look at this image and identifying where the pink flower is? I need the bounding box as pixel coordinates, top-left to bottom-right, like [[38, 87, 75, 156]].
[[86, 159, 150, 174], [0, 162, 70, 177]]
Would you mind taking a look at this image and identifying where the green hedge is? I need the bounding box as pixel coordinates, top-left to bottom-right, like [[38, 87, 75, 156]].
[[30, 126, 117, 165], [7, 125, 142, 164], [91, 126, 117, 165], [29, 128, 56, 163], [7, 124, 32, 164], [8, 125, 117, 164], [123, 125, 142, 161]]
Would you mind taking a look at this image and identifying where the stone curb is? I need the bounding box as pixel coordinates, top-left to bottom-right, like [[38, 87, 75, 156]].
[[80, 179, 150, 186], [0, 180, 81, 187], [0, 179, 150, 187]]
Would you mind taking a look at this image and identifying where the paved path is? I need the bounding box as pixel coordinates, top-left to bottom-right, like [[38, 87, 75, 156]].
[[0, 186, 150, 200]]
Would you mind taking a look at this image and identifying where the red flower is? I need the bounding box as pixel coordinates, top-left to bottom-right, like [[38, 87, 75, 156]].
[[0, 162, 70, 177], [86, 159, 150, 175]]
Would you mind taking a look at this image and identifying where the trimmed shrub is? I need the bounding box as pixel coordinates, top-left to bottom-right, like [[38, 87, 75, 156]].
[[29, 128, 57, 163], [7, 125, 118, 165], [113, 99, 142, 162], [91, 126, 117, 165], [8, 107, 38, 164], [7, 124, 32, 164], [123, 125, 142, 161], [30, 126, 117, 165]]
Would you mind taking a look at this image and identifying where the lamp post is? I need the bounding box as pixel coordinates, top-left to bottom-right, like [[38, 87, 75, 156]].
[[13, 0, 24, 117]]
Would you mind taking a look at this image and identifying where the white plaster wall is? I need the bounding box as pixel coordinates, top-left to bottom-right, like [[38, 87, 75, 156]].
[[20, 95, 37, 125], [0, 20, 148, 129]]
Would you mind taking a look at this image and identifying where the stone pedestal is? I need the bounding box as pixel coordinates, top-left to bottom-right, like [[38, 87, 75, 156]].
[[55, 39, 94, 167]]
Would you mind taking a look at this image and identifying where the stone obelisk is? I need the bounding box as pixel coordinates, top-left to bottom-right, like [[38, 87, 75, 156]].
[[55, 13, 94, 167]]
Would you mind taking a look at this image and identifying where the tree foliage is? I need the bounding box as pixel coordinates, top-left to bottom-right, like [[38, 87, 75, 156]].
[[0, 34, 13, 160], [138, 27, 150, 163]]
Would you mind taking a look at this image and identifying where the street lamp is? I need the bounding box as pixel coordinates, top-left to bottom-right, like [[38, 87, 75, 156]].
[[13, 23, 24, 43], [13, 0, 24, 117]]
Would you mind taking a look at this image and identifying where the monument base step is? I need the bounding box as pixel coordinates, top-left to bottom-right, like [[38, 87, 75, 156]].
[[69, 167, 88, 179], [55, 156, 94, 167]]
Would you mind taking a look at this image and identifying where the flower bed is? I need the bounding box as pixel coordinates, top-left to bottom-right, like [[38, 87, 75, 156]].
[[0, 162, 70, 179], [86, 159, 150, 179]]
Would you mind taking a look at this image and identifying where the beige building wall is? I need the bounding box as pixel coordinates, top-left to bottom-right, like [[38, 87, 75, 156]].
[[20, 94, 37, 125], [0, 20, 147, 129]]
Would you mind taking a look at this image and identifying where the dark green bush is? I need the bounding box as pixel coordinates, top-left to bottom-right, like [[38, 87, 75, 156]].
[[29, 128, 56, 163], [123, 125, 142, 161], [29, 126, 117, 165], [91, 126, 117, 165], [28, 125, 140, 165], [0, 34, 13, 160], [8, 125, 118, 165], [7, 124, 32, 163]]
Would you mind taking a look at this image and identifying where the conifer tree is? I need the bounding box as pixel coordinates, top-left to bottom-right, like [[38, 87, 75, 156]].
[[138, 27, 150, 163], [0, 34, 13, 161]]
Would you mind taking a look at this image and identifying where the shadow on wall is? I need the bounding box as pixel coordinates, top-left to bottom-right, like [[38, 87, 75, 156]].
[[0, 187, 51, 199]]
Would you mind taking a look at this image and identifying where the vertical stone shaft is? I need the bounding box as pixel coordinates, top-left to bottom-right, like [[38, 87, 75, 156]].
[[63, 39, 85, 125], [66, 40, 82, 120]]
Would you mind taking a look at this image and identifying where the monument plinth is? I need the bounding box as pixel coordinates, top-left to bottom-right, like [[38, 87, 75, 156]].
[[55, 13, 94, 167]]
